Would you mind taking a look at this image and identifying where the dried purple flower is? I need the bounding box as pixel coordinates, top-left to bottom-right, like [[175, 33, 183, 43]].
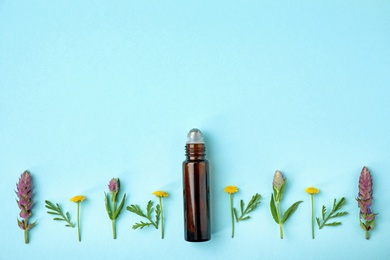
[[16, 170, 36, 244], [357, 166, 375, 239]]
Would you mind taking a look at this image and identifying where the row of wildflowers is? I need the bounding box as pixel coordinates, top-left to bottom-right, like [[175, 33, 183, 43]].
[[16, 174, 168, 243], [15, 166, 375, 243], [223, 166, 375, 240]]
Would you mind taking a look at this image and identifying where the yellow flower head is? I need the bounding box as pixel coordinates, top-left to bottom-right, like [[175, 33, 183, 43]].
[[70, 195, 86, 203], [153, 191, 169, 198], [305, 187, 320, 195], [224, 185, 238, 194]]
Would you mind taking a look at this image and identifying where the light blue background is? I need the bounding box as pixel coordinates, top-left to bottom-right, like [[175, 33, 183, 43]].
[[1, 1, 389, 259]]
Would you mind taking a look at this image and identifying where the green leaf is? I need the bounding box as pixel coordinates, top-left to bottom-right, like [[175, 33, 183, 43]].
[[277, 179, 287, 202], [233, 208, 239, 222], [316, 217, 321, 228], [46, 211, 59, 215], [360, 221, 368, 231], [26, 221, 37, 230], [281, 201, 303, 224], [127, 204, 147, 218], [368, 219, 375, 230], [324, 222, 342, 226], [321, 205, 326, 220], [240, 216, 250, 221], [45, 200, 75, 228], [128, 200, 159, 230], [146, 200, 154, 218], [332, 211, 348, 218], [317, 197, 348, 230], [270, 194, 279, 224], [240, 200, 244, 214], [133, 221, 154, 230], [105, 192, 113, 220], [334, 197, 346, 211], [113, 193, 126, 220], [155, 204, 161, 227]]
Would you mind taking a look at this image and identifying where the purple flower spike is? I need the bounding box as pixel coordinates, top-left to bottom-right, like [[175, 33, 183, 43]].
[[357, 166, 375, 240], [108, 178, 119, 194], [16, 170, 36, 244], [16, 171, 33, 219]]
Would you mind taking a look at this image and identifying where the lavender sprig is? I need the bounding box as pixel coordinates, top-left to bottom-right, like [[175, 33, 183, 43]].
[[16, 170, 36, 244], [357, 166, 376, 239]]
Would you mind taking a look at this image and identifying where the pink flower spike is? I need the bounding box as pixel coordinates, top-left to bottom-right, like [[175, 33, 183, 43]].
[[108, 178, 119, 194], [357, 166, 375, 240], [15, 170, 36, 243]]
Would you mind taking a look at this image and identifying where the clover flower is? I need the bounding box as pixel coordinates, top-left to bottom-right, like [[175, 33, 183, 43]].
[[357, 166, 375, 239], [70, 195, 86, 241], [16, 170, 36, 244], [105, 178, 126, 239]]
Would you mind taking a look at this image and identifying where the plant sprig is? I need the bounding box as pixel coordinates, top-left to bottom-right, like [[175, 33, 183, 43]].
[[105, 178, 126, 239], [270, 170, 303, 239], [316, 197, 348, 229], [234, 193, 261, 222], [45, 200, 75, 228], [127, 201, 160, 230]]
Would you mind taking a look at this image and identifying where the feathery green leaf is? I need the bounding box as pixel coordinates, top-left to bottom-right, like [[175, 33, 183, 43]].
[[317, 197, 348, 230], [44, 200, 74, 228], [235, 193, 261, 222]]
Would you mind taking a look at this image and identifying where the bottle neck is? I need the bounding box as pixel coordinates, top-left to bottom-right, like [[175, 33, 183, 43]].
[[185, 143, 206, 160]]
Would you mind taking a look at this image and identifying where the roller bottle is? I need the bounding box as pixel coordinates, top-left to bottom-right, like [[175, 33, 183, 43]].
[[183, 128, 211, 242]]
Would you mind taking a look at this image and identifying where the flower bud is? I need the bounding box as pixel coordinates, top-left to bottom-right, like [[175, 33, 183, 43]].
[[273, 170, 285, 191]]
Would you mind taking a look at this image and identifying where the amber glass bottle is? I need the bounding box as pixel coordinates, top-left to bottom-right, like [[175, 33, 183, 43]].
[[183, 128, 210, 242]]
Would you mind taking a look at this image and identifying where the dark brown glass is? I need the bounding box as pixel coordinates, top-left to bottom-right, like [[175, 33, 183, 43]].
[[183, 143, 210, 242]]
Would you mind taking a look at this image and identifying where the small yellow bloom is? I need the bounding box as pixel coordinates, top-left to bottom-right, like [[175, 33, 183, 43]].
[[153, 191, 169, 198], [70, 195, 86, 203], [224, 185, 238, 194], [305, 187, 320, 195]]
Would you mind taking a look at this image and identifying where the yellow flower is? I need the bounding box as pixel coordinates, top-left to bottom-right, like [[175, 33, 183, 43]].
[[224, 185, 238, 194], [70, 195, 86, 203], [305, 187, 320, 195], [153, 191, 169, 198]]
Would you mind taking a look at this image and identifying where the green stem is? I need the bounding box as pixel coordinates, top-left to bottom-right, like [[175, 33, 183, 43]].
[[112, 199, 117, 239], [311, 194, 315, 239], [24, 229, 29, 244], [365, 221, 369, 240], [276, 201, 283, 239], [230, 194, 235, 238], [159, 197, 164, 239], [112, 219, 116, 239], [77, 202, 81, 242]]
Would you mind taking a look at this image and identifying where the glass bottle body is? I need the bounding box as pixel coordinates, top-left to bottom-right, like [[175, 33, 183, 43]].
[[183, 143, 210, 242]]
